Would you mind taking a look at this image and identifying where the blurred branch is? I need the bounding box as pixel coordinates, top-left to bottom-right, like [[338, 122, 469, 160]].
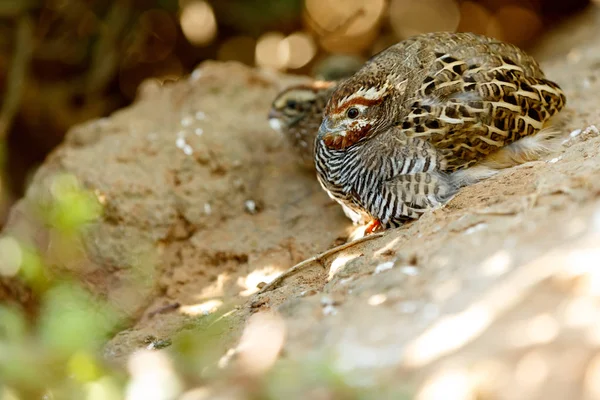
[[0, 15, 34, 140], [305, 6, 366, 38], [85, 0, 134, 95]]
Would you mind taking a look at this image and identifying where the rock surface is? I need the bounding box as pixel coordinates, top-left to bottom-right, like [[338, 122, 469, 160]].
[[4, 5, 600, 399]]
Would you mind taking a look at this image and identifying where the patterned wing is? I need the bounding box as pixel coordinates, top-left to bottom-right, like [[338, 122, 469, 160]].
[[401, 48, 566, 171]]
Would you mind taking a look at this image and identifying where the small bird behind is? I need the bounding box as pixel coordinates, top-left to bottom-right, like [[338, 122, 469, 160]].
[[314, 32, 567, 232], [268, 81, 337, 169]]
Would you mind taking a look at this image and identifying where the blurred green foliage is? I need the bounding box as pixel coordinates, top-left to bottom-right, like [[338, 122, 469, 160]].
[[261, 354, 415, 400], [0, 173, 125, 399], [45, 174, 102, 234], [0, 0, 38, 17]]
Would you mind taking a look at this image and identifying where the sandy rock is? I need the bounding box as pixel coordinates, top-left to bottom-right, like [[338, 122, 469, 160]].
[[0, 61, 348, 330]]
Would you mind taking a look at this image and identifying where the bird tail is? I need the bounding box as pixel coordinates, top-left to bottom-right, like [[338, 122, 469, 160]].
[[450, 113, 570, 188]]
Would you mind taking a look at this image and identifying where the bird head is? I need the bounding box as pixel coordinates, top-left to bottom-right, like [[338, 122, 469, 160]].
[[318, 78, 405, 150], [268, 82, 335, 133]]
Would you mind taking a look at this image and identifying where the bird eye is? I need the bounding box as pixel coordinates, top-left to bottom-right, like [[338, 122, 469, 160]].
[[286, 99, 297, 108], [346, 107, 359, 119]]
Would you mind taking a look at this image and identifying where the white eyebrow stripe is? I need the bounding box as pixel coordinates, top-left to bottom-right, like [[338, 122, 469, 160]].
[[339, 81, 391, 105]]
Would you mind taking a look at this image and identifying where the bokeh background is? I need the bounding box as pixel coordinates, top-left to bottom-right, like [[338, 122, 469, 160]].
[[0, 0, 591, 226]]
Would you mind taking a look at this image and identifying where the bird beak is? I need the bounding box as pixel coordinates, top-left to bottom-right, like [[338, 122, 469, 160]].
[[318, 117, 332, 138], [268, 109, 284, 132], [319, 117, 355, 149], [268, 108, 282, 120], [318, 117, 344, 138]]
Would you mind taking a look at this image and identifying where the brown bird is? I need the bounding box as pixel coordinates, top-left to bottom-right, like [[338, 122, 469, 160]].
[[268, 81, 337, 169], [315, 32, 566, 232]]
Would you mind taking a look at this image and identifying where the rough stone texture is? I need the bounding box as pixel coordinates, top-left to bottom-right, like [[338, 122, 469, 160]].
[[1, 61, 349, 339], [4, 4, 600, 399]]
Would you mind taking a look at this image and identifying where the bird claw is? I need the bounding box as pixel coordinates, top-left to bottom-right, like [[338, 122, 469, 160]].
[[364, 219, 382, 234]]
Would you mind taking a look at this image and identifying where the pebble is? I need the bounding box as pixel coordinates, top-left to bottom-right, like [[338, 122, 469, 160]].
[[244, 200, 257, 214], [374, 261, 394, 274], [181, 116, 194, 127], [400, 266, 419, 276]]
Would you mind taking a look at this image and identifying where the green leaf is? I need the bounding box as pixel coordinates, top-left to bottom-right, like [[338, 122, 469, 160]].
[[38, 283, 120, 356]]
